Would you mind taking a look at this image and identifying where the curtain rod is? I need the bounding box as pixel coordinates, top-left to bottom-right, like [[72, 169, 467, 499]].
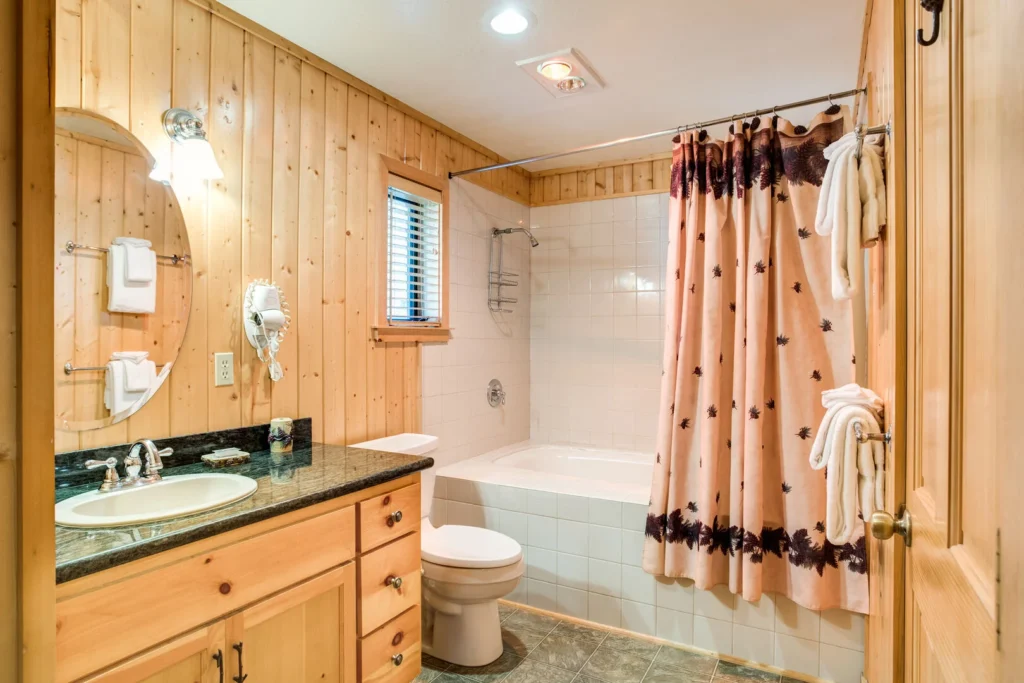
[[450, 87, 866, 178]]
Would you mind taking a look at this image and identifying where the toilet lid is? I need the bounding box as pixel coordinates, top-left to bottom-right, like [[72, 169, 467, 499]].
[[421, 525, 523, 569]]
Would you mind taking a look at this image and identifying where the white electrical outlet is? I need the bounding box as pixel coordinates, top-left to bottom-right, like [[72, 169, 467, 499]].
[[214, 352, 234, 387]]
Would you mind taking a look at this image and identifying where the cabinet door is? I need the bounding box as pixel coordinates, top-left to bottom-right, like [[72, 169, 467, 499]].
[[81, 622, 226, 683], [227, 563, 357, 683]]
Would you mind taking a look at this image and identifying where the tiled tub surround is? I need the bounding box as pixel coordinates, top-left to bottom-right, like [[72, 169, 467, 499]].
[[429, 452, 865, 683], [420, 179, 532, 514], [529, 194, 670, 453]]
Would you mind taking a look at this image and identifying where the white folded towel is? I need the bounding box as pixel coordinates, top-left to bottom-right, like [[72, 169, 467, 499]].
[[822, 382, 883, 412], [104, 359, 153, 415], [113, 236, 156, 283], [107, 240, 157, 313], [111, 351, 155, 392], [814, 131, 886, 301], [809, 391, 886, 544]]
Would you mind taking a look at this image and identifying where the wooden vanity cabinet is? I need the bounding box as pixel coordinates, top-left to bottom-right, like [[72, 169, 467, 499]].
[[58, 474, 423, 683]]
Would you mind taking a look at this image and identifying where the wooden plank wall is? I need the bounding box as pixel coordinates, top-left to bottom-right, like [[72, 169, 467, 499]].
[[528, 153, 673, 206], [55, 0, 529, 449], [55, 135, 189, 450]]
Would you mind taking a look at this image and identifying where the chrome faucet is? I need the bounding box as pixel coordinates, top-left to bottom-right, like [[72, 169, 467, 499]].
[[83, 439, 175, 492]]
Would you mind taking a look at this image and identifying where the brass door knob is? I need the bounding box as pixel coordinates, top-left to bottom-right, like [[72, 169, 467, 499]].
[[870, 504, 912, 547], [387, 510, 403, 527], [385, 575, 403, 590]]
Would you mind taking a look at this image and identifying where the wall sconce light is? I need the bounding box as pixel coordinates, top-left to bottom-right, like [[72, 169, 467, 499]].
[[149, 108, 223, 182]]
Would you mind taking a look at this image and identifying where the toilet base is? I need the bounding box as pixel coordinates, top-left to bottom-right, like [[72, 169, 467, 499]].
[[422, 599, 503, 668]]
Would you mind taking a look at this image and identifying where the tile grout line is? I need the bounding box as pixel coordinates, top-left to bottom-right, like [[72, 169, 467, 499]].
[[572, 627, 610, 682], [637, 645, 662, 683]]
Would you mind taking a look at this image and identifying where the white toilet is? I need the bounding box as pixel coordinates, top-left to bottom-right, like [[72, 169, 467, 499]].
[[421, 523, 524, 667]]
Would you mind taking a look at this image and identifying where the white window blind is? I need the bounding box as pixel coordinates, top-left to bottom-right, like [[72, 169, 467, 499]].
[[386, 174, 443, 326]]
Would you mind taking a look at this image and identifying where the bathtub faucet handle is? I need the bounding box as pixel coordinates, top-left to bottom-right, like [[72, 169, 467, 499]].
[[487, 379, 505, 408]]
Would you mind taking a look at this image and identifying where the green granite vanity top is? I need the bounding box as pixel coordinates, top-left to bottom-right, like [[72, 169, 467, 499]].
[[56, 443, 433, 584]]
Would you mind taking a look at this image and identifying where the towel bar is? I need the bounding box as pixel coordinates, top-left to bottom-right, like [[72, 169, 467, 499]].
[[854, 422, 891, 445], [65, 240, 191, 266], [64, 361, 168, 375]]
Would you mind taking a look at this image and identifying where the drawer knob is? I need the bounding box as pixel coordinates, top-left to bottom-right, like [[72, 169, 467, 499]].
[[219, 582, 232, 595], [392, 631, 404, 646], [386, 510, 403, 527], [392, 653, 404, 667], [385, 575, 403, 590]]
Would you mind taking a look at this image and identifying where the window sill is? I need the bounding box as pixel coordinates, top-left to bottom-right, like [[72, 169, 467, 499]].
[[373, 326, 451, 343]]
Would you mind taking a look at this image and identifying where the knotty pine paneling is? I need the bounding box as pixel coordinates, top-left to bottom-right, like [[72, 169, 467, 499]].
[[528, 154, 673, 207], [54, 0, 528, 449]]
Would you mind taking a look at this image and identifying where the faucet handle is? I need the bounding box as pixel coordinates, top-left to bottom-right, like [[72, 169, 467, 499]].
[[148, 447, 174, 474], [84, 457, 120, 491]]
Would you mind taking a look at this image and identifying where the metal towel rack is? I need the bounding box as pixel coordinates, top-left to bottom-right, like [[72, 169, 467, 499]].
[[855, 121, 891, 160], [65, 240, 191, 266], [854, 422, 892, 446], [64, 361, 168, 375]]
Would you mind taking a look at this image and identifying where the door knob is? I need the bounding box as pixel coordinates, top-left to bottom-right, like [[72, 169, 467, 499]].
[[870, 504, 912, 547]]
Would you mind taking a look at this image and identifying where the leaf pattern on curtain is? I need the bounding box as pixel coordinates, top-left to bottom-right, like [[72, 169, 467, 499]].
[[642, 108, 867, 614]]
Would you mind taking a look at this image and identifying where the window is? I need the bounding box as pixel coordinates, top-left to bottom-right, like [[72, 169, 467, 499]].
[[375, 156, 450, 341]]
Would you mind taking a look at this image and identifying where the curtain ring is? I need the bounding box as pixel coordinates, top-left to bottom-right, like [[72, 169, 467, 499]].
[[828, 93, 834, 107]]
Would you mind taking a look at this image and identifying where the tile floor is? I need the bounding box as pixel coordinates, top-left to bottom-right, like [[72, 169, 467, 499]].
[[416, 602, 813, 683]]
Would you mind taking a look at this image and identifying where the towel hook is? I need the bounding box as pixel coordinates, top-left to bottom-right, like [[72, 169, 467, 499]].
[[854, 422, 892, 446], [917, 0, 943, 47]]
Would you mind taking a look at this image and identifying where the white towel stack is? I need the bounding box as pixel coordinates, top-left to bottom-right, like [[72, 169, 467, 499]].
[[107, 236, 157, 313], [808, 383, 886, 544], [814, 131, 886, 301], [104, 352, 157, 416]]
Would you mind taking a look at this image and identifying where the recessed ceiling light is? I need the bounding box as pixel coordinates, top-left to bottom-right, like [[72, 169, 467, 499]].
[[556, 76, 586, 93], [538, 60, 572, 81], [490, 9, 529, 35]]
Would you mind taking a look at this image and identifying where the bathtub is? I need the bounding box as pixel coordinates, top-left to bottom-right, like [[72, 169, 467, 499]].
[[433, 441, 654, 505]]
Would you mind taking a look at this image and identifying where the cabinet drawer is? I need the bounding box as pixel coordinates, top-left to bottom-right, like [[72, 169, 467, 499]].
[[358, 531, 421, 635], [57, 506, 356, 683], [358, 483, 420, 552], [359, 605, 421, 683]]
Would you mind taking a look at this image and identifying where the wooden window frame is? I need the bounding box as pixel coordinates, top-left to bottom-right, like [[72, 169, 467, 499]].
[[374, 155, 450, 343]]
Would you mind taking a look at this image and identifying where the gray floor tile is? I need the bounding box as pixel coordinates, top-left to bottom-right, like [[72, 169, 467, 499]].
[[573, 677, 604, 683], [502, 609, 560, 634], [579, 647, 654, 683], [643, 668, 712, 683], [502, 625, 549, 658], [504, 658, 578, 683], [651, 647, 719, 676], [713, 661, 780, 682], [550, 621, 609, 644], [432, 674, 475, 683], [599, 633, 661, 660], [447, 650, 523, 683], [499, 602, 518, 622], [528, 632, 602, 672]]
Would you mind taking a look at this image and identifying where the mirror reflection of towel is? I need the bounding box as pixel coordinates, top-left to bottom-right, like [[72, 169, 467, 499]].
[[107, 240, 156, 313], [104, 355, 156, 415]]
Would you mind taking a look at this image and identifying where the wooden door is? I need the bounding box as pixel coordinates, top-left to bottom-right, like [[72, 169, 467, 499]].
[[81, 622, 226, 683], [895, 1, 1007, 680], [227, 563, 358, 683]]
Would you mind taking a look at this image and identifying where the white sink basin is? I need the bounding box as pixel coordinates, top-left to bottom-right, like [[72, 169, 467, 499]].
[[55, 473, 258, 528]]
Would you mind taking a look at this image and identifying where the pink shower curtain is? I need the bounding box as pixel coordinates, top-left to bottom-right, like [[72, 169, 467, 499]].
[[642, 108, 867, 614]]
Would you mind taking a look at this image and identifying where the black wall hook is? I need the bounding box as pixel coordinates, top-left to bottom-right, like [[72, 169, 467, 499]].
[[917, 0, 943, 46]]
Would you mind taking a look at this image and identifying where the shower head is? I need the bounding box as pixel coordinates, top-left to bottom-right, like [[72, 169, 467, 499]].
[[495, 226, 540, 247]]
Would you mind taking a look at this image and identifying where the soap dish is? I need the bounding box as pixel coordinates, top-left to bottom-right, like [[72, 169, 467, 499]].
[[201, 448, 251, 468]]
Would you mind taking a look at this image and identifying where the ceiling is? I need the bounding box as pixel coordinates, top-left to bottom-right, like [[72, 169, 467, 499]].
[[221, 0, 866, 171]]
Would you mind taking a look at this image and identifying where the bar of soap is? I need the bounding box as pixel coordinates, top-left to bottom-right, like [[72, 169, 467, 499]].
[[201, 448, 251, 468]]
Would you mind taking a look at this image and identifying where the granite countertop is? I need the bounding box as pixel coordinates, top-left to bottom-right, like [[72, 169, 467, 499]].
[[56, 443, 433, 584]]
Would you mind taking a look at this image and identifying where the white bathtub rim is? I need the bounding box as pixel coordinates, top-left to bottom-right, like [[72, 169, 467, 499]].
[[434, 440, 653, 505]]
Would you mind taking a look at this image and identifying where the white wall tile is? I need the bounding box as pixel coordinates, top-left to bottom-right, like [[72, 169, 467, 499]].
[[557, 494, 590, 522], [774, 633, 819, 678], [655, 577, 694, 613], [556, 585, 589, 620], [557, 519, 589, 556], [429, 498, 447, 527], [819, 609, 865, 652], [528, 514, 558, 550], [527, 578, 557, 611], [621, 600, 656, 636], [527, 546, 557, 583], [733, 624, 775, 668], [588, 558, 621, 597], [556, 552, 588, 590], [498, 485, 528, 512], [447, 501, 496, 528], [621, 503, 648, 531], [656, 607, 693, 645], [775, 594, 821, 641], [589, 593, 622, 628], [693, 616, 733, 655], [507, 579, 528, 604], [528, 490, 558, 517], [734, 592, 776, 631], [818, 644, 864, 683], [588, 525, 622, 562], [621, 565, 656, 605], [499, 510, 529, 544], [621, 530, 644, 567], [589, 498, 622, 528], [693, 584, 736, 622]]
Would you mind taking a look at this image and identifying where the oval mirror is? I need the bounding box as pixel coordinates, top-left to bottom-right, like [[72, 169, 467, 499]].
[[54, 108, 192, 432]]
